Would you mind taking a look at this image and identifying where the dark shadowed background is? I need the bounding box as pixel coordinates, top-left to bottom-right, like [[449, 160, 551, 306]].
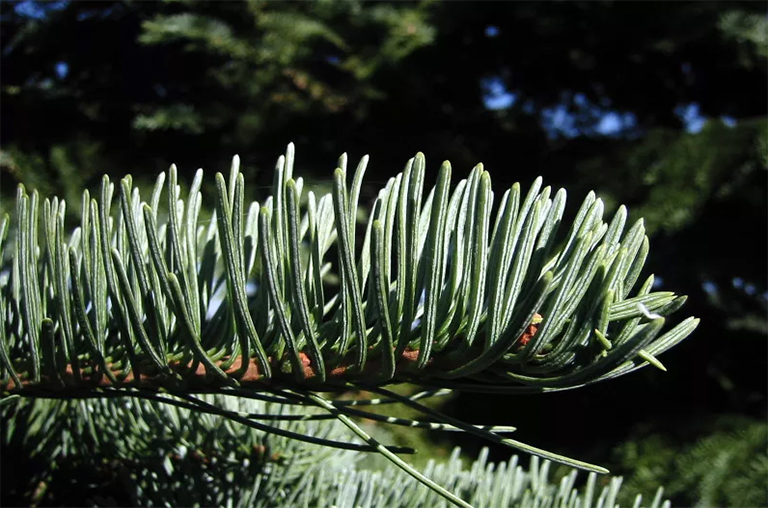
[[2, 1, 766, 506]]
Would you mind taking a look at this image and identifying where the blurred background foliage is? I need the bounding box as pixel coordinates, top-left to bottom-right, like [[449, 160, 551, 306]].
[[1, 1, 766, 506]]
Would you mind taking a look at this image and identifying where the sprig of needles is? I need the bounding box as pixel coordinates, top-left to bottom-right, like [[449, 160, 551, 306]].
[[0, 144, 698, 507]]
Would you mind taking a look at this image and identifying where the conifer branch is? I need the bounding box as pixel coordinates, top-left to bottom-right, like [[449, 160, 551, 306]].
[[0, 145, 698, 507]]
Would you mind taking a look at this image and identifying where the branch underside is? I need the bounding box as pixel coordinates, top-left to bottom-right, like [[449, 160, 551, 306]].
[[0, 146, 698, 506]]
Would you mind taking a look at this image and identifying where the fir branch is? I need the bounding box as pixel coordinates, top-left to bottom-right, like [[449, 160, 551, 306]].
[[0, 145, 698, 507]]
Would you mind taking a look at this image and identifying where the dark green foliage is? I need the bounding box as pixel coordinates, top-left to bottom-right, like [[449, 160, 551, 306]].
[[577, 119, 766, 235], [1, 0, 437, 197], [3, 1, 765, 200], [614, 416, 768, 508]]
